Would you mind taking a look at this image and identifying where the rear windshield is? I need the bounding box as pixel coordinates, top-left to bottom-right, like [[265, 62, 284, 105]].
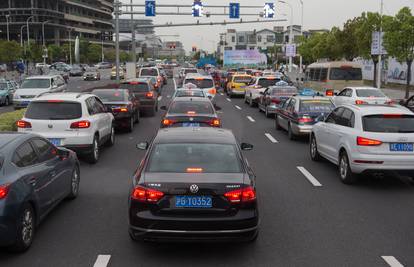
[[147, 143, 241, 173], [175, 90, 205, 97], [233, 76, 252, 83], [120, 83, 149, 93], [258, 78, 280, 88], [300, 100, 335, 113], [169, 101, 213, 114], [140, 68, 158, 76], [271, 87, 297, 95], [184, 79, 214, 89], [92, 90, 126, 102], [330, 68, 362, 81], [362, 115, 414, 133], [184, 69, 198, 74], [26, 102, 82, 120], [356, 89, 385, 97], [21, 79, 50, 89]]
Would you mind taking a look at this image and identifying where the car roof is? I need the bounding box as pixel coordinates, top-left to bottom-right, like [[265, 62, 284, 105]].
[[154, 128, 236, 144], [294, 96, 331, 101], [176, 88, 204, 92], [25, 75, 57, 79], [32, 92, 94, 101], [124, 78, 149, 83], [342, 104, 413, 116], [344, 87, 382, 90]]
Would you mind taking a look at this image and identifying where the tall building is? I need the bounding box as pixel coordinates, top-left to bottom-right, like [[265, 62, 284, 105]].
[[158, 41, 185, 58], [0, 0, 114, 46]]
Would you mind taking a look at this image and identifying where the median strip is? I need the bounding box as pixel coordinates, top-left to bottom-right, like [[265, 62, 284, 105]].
[[297, 166, 322, 187], [382, 256, 404, 267], [265, 133, 278, 143], [246, 116, 255, 122], [93, 255, 111, 267]]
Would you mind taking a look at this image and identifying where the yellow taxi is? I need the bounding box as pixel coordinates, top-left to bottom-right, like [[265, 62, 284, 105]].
[[226, 74, 253, 97], [111, 66, 125, 80]]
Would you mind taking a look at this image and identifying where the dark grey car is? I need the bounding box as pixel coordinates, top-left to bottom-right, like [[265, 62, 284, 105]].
[[0, 132, 80, 252]]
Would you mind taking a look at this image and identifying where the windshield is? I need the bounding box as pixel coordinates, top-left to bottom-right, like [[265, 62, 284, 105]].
[[233, 76, 252, 83], [169, 101, 213, 114], [119, 83, 149, 93], [330, 67, 362, 81], [356, 89, 386, 97], [147, 143, 241, 173], [175, 90, 205, 97], [300, 100, 335, 113], [21, 79, 50, 89], [92, 90, 126, 102], [258, 78, 280, 88], [362, 115, 414, 133], [184, 78, 214, 88], [140, 68, 158, 76], [26, 102, 82, 120], [0, 83, 7, 90]]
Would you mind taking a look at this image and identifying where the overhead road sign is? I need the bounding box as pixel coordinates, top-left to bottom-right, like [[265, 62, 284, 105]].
[[229, 3, 240, 19], [263, 3, 275, 18], [285, 44, 296, 57], [192, 1, 204, 17], [145, 0, 156, 17]]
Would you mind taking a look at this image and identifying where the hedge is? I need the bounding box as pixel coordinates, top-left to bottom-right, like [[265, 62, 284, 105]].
[[0, 109, 26, 132]]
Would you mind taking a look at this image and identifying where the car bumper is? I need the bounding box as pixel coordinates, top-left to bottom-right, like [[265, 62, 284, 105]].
[[83, 77, 98, 80], [291, 123, 313, 135], [13, 99, 33, 108], [267, 104, 278, 114], [350, 153, 414, 174]]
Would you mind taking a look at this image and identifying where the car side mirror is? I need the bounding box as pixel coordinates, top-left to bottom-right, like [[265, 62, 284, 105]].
[[399, 99, 407, 106], [241, 143, 254, 151], [136, 142, 149, 150], [259, 91, 264, 95], [160, 106, 167, 111], [106, 106, 113, 113]]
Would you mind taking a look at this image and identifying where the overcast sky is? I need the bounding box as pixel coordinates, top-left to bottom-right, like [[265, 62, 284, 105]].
[[120, 0, 414, 52]]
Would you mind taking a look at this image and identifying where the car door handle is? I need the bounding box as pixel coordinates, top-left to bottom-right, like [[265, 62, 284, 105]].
[[28, 177, 37, 186], [50, 171, 57, 177]]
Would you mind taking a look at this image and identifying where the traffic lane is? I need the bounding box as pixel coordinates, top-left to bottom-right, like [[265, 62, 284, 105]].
[[0, 82, 173, 266], [227, 95, 414, 266]]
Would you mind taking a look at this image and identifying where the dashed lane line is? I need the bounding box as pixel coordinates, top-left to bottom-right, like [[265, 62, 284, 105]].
[[265, 133, 278, 143], [235, 105, 242, 110], [226, 98, 232, 102], [219, 92, 224, 96], [382, 256, 404, 267], [158, 96, 163, 101], [246, 116, 255, 122], [297, 166, 322, 187], [93, 255, 111, 267]]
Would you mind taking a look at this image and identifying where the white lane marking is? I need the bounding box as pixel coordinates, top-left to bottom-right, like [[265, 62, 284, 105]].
[[235, 105, 242, 110], [219, 93, 224, 96], [93, 255, 111, 267], [167, 95, 171, 98], [226, 98, 231, 102], [158, 96, 162, 101], [382, 256, 404, 267], [246, 116, 255, 122], [265, 133, 278, 143], [297, 166, 322, 187]]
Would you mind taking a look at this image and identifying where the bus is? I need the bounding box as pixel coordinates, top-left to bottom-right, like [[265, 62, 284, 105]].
[[303, 61, 364, 93]]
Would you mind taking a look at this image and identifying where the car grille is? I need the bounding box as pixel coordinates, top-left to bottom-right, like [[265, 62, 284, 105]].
[[20, 95, 36, 99]]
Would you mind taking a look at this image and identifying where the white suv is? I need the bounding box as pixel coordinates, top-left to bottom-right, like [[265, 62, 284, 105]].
[[333, 87, 391, 106], [17, 92, 115, 164], [310, 104, 414, 184]]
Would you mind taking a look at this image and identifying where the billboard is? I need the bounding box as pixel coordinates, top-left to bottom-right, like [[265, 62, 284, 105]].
[[224, 50, 267, 68]]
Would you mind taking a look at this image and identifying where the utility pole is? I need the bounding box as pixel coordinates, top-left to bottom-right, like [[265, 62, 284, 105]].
[[377, 0, 383, 89], [130, 0, 137, 66], [5, 15, 10, 41], [101, 32, 104, 62], [299, 0, 303, 73], [69, 30, 73, 65], [279, 1, 294, 73], [42, 21, 50, 65], [115, 1, 121, 82], [26, 16, 34, 49]]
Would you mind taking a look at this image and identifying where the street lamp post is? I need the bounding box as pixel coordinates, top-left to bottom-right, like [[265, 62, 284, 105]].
[[279, 1, 293, 73], [298, 0, 303, 73], [68, 29, 74, 65], [5, 15, 10, 41], [101, 33, 105, 62], [42, 21, 50, 65], [377, 0, 384, 89], [26, 16, 34, 49], [20, 25, 27, 47]]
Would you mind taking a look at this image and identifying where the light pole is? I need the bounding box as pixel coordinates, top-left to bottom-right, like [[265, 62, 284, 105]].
[[68, 28, 74, 65], [42, 21, 50, 65], [130, 0, 136, 66], [377, 0, 384, 89], [26, 16, 34, 49], [5, 14, 10, 41], [298, 0, 303, 73], [20, 25, 27, 47], [101, 32, 105, 62], [279, 1, 294, 73]]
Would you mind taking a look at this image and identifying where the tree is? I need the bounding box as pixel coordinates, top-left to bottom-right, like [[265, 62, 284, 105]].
[[383, 7, 414, 98], [104, 49, 116, 62], [337, 17, 364, 60], [87, 44, 102, 63], [120, 51, 131, 63], [0, 41, 21, 64], [47, 44, 63, 63]]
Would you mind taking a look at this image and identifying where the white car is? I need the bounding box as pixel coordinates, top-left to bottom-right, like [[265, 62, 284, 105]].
[[333, 87, 391, 106], [17, 92, 115, 164], [183, 73, 217, 101], [310, 104, 414, 184], [244, 76, 284, 107], [173, 88, 207, 98]]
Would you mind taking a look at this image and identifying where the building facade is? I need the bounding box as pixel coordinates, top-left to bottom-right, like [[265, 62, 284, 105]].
[[0, 0, 114, 46], [158, 41, 185, 58]]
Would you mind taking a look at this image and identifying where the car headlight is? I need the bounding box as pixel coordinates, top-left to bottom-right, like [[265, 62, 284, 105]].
[[13, 94, 20, 99]]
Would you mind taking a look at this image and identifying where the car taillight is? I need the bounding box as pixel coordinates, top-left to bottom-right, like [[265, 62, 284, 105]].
[[385, 100, 395, 105], [224, 186, 256, 203], [271, 98, 280, 104], [146, 92, 154, 98], [0, 184, 10, 200], [325, 90, 334, 96], [113, 107, 128, 112], [355, 100, 367, 105], [162, 119, 175, 126], [70, 120, 91, 129], [209, 118, 221, 127], [131, 186, 164, 202], [357, 136, 382, 146], [16, 120, 31, 128], [186, 167, 203, 173], [298, 116, 313, 124], [208, 88, 217, 95]]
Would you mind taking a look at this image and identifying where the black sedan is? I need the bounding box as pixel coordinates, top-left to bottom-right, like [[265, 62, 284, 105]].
[[0, 132, 80, 252], [160, 97, 221, 128], [92, 89, 140, 132], [129, 127, 258, 242]]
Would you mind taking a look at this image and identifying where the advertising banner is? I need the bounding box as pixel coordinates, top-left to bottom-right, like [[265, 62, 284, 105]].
[[224, 50, 267, 68]]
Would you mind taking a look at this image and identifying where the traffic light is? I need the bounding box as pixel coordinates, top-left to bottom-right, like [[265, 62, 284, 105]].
[[192, 46, 197, 52], [169, 44, 176, 49]]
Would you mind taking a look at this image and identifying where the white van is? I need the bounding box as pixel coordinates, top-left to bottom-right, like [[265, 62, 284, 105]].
[[13, 75, 67, 109]]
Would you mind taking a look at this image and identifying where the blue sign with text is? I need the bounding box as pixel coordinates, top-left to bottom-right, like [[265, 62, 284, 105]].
[[263, 3, 275, 18], [145, 1, 156, 17], [192, 1, 203, 17], [229, 3, 240, 19]]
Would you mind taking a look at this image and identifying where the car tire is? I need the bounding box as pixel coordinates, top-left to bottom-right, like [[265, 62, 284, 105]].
[[288, 123, 296, 140], [339, 151, 357, 184], [86, 136, 99, 164], [106, 126, 115, 147], [67, 165, 80, 200], [265, 107, 270, 117], [126, 117, 134, 133], [9, 203, 35, 252], [275, 116, 282, 130], [310, 134, 321, 161], [5, 97, 10, 106]]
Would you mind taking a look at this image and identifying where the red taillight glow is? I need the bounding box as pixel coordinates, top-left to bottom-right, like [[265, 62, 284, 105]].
[[224, 186, 256, 203], [16, 120, 32, 129], [209, 119, 221, 127], [271, 98, 280, 104], [382, 114, 402, 118], [355, 100, 368, 105], [385, 100, 395, 105], [208, 88, 217, 95], [187, 111, 196, 115], [186, 167, 203, 173], [162, 119, 175, 126], [298, 117, 313, 123], [146, 92, 154, 98], [131, 186, 164, 202], [0, 184, 10, 200], [325, 90, 334, 96], [47, 100, 63, 103], [357, 136, 382, 146], [70, 120, 91, 129], [113, 107, 128, 113]]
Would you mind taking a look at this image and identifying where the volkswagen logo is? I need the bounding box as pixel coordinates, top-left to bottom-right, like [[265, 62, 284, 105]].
[[189, 184, 199, 193]]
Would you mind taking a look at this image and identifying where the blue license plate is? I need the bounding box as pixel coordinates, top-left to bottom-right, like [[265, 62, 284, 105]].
[[48, 138, 62, 146], [175, 196, 212, 208], [182, 122, 200, 127], [390, 143, 413, 152], [21, 101, 30, 106]]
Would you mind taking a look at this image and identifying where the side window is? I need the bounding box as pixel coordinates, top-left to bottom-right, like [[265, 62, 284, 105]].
[[407, 96, 414, 108], [32, 139, 57, 162], [345, 89, 353, 97], [86, 98, 96, 115], [282, 99, 290, 109], [320, 68, 328, 81], [287, 99, 296, 113], [326, 107, 344, 124], [338, 89, 350, 97], [314, 68, 321, 81], [94, 97, 106, 113], [13, 142, 39, 167], [339, 108, 355, 128]]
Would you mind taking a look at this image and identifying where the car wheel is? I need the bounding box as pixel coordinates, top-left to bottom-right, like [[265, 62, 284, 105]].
[[310, 134, 321, 161], [9, 203, 35, 252], [339, 151, 357, 184], [275, 115, 282, 130], [5, 97, 10, 106], [126, 117, 134, 133], [265, 107, 270, 117], [67, 165, 80, 200], [288, 123, 296, 140], [86, 136, 99, 164], [106, 126, 115, 147]]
